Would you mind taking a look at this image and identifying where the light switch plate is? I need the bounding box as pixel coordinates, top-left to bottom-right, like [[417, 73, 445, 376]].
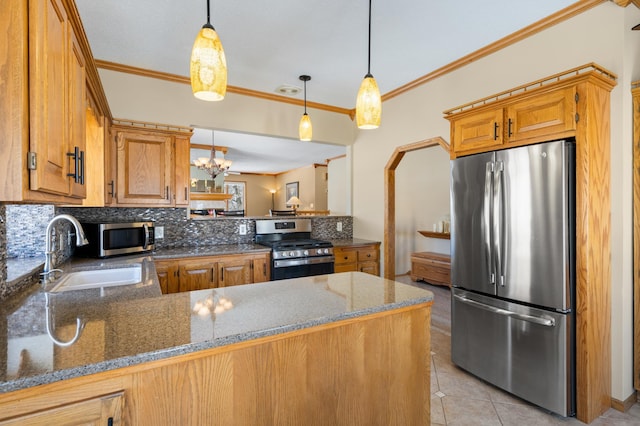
[[337, 222, 342, 232], [239, 223, 247, 235], [156, 226, 164, 239]]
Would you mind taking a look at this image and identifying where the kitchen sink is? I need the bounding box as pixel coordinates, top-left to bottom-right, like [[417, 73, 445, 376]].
[[49, 265, 142, 293]]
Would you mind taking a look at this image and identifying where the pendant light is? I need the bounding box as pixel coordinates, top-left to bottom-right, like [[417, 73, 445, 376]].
[[299, 75, 312, 141], [190, 0, 227, 101], [355, 0, 381, 129]]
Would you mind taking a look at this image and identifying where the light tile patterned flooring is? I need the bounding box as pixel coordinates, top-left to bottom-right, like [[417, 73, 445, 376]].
[[395, 275, 640, 426]]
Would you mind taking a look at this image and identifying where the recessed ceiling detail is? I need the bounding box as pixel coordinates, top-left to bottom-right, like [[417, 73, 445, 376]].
[[275, 85, 301, 96]]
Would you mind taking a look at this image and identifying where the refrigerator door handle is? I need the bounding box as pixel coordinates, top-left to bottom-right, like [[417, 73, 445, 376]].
[[494, 160, 505, 287], [454, 294, 556, 327], [484, 162, 495, 285]]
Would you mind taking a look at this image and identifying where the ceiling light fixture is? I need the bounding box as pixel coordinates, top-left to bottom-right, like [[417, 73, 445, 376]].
[[355, 0, 381, 129], [193, 131, 232, 178], [299, 75, 312, 141], [190, 0, 227, 101]]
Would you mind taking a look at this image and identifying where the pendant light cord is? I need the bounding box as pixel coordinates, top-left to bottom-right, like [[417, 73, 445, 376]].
[[204, 0, 213, 29], [367, 0, 372, 76], [303, 79, 308, 114]]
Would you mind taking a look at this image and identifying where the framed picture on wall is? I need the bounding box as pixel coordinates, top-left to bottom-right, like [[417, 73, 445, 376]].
[[285, 181, 299, 206], [224, 181, 246, 211]]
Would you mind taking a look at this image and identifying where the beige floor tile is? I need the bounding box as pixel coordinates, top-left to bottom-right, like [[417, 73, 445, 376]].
[[431, 394, 446, 424], [436, 371, 493, 401], [441, 396, 502, 425]]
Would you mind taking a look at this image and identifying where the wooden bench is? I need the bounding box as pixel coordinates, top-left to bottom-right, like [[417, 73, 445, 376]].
[[410, 251, 451, 287]]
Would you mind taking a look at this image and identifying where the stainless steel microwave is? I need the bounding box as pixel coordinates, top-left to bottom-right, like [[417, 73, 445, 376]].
[[75, 221, 155, 258]]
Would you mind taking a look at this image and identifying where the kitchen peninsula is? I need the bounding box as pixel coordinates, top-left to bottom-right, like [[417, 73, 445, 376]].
[[0, 270, 433, 424]]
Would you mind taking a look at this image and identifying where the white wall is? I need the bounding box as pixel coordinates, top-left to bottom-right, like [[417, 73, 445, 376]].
[[350, 1, 640, 404], [328, 156, 348, 215]]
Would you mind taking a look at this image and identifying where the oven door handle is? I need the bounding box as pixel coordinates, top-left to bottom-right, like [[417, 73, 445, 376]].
[[273, 256, 335, 268]]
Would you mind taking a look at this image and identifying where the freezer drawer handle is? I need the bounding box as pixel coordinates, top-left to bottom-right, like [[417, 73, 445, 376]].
[[454, 294, 555, 327]]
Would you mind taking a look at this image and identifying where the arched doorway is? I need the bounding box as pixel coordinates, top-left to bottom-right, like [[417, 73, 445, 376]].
[[383, 136, 450, 279]]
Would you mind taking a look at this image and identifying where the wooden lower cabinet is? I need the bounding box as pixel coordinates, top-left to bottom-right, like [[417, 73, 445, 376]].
[[0, 303, 431, 425], [334, 243, 380, 276], [155, 252, 270, 294], [0, 388, 124, 426]]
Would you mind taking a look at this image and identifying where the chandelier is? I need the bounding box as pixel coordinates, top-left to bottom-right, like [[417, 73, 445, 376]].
[[193, 131, 232, 178]]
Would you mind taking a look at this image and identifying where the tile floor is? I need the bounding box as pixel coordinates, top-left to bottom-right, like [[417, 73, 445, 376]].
[[395, 275, 640, 426]]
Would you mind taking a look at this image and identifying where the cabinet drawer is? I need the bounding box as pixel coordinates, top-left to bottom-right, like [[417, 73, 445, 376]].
[[357, 248, 378, 262], [335, 263, 357, 273], [335, 250, 357, 265]]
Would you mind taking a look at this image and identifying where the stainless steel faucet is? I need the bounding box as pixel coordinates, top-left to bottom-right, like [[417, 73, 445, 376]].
[[42, 214, 89, 285]]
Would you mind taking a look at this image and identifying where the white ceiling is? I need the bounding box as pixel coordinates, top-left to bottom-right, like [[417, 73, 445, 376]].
[[75, 0, 577, 174]]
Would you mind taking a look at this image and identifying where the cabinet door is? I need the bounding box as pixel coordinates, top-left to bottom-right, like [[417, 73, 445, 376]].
[[116, 130, 173, 205], [0, 392, 123, 426], [28, 0, 71, 196], [334, 248, 357, 272], [451, 108, 503, 155], [218, 258, 252, 287], [174, 135, 190, 207], [252, 256, 269, 283], [179, 260, 216, 292], [155, 261, 179, 294], [67, 26, 87, 198], [506, 87, 576, 143], [358, 262, 379, 276]]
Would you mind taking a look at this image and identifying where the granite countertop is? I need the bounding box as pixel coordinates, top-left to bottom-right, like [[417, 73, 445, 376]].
[[152, 244, 270, 259], [0, 271, 433, 394], [329, 238, 381, 247]]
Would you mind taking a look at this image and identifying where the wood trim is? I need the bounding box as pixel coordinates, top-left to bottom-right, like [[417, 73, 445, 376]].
[[327, 154, 347, 163], [95, 60, 353, 117], [190, 143, 228, 154], [418, 231, 450, 240], [612, 0, 640, 8], [189, 192, 233, 201], [112, 118, 192, 134], [611, 391, 637, 412], [383, 136, 449, 280], [633, 85, 640, 392], [384, 0, 607, 103]]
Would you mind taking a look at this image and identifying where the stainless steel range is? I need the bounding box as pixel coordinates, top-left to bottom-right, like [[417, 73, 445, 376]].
[[255, 219, 334, 280]]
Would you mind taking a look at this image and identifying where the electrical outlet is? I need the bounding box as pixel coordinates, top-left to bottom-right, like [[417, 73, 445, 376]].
[[239, 223, 247, 235], [156, 226, 164, 239], [337, 222, 342, 232]]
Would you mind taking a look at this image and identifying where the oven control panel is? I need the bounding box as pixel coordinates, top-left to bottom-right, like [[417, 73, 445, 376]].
[[272, 247, 333, 259]]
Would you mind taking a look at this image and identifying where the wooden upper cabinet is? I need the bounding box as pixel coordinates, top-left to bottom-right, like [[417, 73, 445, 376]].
[[112, 121, 193, 207], [451, 108, 504, 154], [29, 0, 77, 195], [506, 87, 576, 144], [174, 135, 191, 207], [447, 85, 577, 157], [68, 26, 87, 198], [116, 130, 173, 206], [0, 0, 108, 204]]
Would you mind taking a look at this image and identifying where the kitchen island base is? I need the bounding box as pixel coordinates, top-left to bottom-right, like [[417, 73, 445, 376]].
[[0, 303, 431, 425]]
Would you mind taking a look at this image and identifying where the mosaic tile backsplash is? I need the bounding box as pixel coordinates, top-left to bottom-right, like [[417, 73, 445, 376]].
[[0, 205, 353, 299], [58, 207, 353, 247]]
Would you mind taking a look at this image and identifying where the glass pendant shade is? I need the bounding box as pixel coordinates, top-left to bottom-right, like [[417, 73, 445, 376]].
[[356, 74, 381, 129], [299, 113, 312, 141], [190, 25, 227, 101]]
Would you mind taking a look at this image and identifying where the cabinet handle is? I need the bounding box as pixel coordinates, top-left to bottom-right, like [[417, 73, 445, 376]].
[[508, 118, 513, 137], [165, 186, 169, 199], [108, 180, 115, 196], [263, 263, 266, 276], [220, 267, 224, 282], [185, 187, 188, 200], [79, 150, 85, 185], [493, 122, 499, 141], [66, 147, 79, 182], [108, 417, 114, 426]]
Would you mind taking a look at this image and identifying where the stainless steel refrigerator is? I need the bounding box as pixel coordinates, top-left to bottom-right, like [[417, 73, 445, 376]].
[[450, 139, 575, 417]]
